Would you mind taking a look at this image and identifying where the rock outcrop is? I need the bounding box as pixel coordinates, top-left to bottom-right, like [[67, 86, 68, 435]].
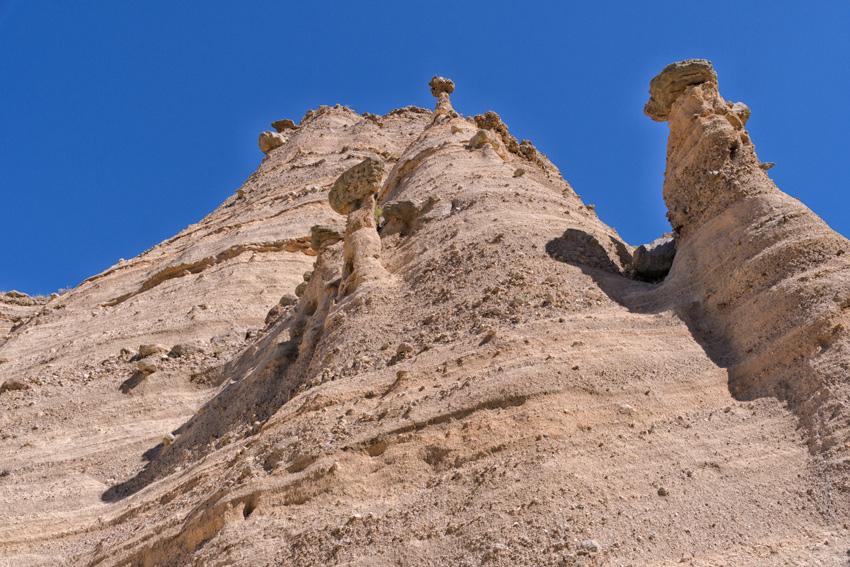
[[633, 234, 675, 280], [644, 59, 718, 122], [1, 71, 848, 567], [642, 59, 850, 456], [258, 130, 286, 154], [429, 75, 457, 119], [330, 157, 389, 295]]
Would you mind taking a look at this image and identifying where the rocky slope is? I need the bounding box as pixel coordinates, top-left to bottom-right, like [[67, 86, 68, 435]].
[[1, 65, 848, 566]]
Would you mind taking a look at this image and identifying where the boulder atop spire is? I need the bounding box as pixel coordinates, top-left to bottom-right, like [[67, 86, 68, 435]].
[[644, 59, 717, 121], [329, 157, 384, 216], [428, 76, 455, 98]]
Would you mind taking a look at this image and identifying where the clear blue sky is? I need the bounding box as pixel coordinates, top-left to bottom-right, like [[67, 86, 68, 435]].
[[1, 2, 848, 295]]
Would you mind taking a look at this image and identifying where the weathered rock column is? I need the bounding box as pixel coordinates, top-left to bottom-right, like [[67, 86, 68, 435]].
[[329, 157, 389, 296], [646, 59, 850, 454], [429, 75, 456, 119]]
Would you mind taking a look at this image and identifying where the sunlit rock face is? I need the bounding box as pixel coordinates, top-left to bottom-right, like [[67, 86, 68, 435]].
[[1, 71, 848, 567]]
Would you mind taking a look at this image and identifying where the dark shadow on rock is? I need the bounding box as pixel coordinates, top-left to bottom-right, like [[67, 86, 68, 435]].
[[118, 371, 146, 394], [102, 254, 343, 503], [101, 335, 304, 502], [545, 229, 736, 372], [545, 229, 623, 275]]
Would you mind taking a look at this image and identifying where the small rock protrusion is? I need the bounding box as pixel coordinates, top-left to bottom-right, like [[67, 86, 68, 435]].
[[0, 380, 29, 394], [760, 162, 776, 171], [396, 343, 414, 358], [730, 101, 751, 126], [4, 290, 29, 299], [294, 281, 308, 298], [310, 224, 345, 252], [468, 130, 506, 159], [169, 343, 205, 358], [618, 404, 636, 416], [258, 131, 285, 154], [119, 347, 138, 360], [580, 540, 601, 553], [138, 344, 169, 358], [382, 200, 421, 226], [381, 196, 445, 232], [136, 358, 158, 375], [474, 111, 521, 155], [162, 433, 176, 446], [278, 294, 298, 307], [211, 328, 247, 345], [644, 59, 718, 122], [519, 139, 538, 160], [270, 119, 297, 133]]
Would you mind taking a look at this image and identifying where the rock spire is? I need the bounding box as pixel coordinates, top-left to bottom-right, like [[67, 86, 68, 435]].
[[429, 75, 456, 118], [329, 157, 389, 295]]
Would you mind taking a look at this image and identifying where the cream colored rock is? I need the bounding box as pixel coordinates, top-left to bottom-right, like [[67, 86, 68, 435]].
[[729, 101, 751, 125], [0, 103, 430, 565], [468, 129, 506, 159], [258, 130, 285, 154], [136, 357, 158, 374], [428, 76, 454, 97], [138, 343, 169, 357], [1, 72, 848, 567]]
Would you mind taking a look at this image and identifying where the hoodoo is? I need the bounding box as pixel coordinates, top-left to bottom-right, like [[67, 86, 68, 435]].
[[645, 59, 850, 456], [0, 68, 848, 566]]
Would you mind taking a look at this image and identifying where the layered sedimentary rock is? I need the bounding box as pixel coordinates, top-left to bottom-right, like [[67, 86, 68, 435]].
[[1, 67, 848, 567], [641, 59, 850, 456]]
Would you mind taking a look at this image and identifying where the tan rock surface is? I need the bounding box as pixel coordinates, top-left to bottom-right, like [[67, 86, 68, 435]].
[[0, 71, 848, 566]]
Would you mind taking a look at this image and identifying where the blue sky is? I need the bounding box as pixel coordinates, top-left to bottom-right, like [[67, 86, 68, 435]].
[[1, 2, 848, 295]]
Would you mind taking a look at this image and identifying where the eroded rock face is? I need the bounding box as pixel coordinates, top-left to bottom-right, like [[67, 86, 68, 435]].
[[3, 72, 849, 567], [648, 59, 850, 453]]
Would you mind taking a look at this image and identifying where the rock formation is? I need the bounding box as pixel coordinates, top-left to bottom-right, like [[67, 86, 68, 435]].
[[429, 75, 456, 119], [329, 157, 390, 296], [641, 59, 850, 456], [633, 234, 675, 281], [258, 130, 286, 154], [1, 69, 848, 567]]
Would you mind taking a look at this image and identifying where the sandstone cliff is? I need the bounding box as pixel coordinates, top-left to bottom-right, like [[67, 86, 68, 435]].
[[0, 65, 848, 566]]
